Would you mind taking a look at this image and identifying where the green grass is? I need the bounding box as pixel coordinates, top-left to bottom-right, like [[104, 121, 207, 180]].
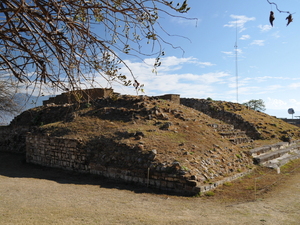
[[204, 191, 215, 196], [181, 165, 189, 171], [223, 182, 233, 187], [236, 154, 242, 159]]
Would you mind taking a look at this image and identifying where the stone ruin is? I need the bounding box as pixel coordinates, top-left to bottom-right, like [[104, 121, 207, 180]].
[[42, 88, 114, 106], [2, 88, 299, 195], [42, 88, 180, 106]]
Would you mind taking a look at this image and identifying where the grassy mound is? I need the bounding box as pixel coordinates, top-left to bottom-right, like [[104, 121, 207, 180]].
[[11, 95, 300, 185]]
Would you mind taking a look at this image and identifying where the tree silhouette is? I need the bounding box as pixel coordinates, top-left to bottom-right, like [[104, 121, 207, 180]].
[[0, 0, 192, 93], [243, 99, 266, 112], [0, 77, 21, 122]]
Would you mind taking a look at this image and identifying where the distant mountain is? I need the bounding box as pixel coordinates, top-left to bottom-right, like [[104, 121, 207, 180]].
[[16, 93, 51, 111], [1, 93, 53, 125]]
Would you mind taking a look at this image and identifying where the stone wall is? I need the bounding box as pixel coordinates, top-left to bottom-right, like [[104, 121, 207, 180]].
[[5, 95, 260, 195], [180, 98, 262, 140], [0, 126, 31, 153], [25, 134, 252, 195], [25, 134, 213, 195], [26, 134, 89, 172], [43, 88, 114, 106], [155, 94, 180, 104]]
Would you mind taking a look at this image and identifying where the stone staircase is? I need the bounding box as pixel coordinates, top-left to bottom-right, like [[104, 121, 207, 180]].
[[208, 124, 252, 145], [248, 141, 300, 169]]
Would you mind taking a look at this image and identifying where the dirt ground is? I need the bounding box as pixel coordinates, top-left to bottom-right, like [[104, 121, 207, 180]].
[[1, 152, 300, 225]]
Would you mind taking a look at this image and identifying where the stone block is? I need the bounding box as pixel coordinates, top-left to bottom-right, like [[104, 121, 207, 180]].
[[167, 181, 175, 189], [155, 179, 161, 188], [160, 180, 167, 188], [138, 177, 144, 184], [186, 180, 197, 187], [149, 179, 155, 186]]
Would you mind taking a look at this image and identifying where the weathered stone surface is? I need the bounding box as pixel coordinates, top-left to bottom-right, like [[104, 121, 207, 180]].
[[0, 126, 34, 153], [181, 98, 262, 139], [160, 122, 172, 130], [24, 134, 208, 195]]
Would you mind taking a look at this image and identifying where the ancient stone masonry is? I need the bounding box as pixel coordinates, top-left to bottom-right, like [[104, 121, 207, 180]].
[[42, 88, 180, 106], [26, 134, 223, 195], [207, 124, 252, 145], [0, 126, 32, 153], [43, 88, 114, 106], [26, 134, 89, 172], [155, 94, 180, 105], [25, 134, 253, 195], [7, 92, 300, 196], [180, 98, 262, 140]]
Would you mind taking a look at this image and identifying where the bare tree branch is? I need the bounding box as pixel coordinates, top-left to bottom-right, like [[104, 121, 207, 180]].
[[0, 0, 194, 93], [0, 76, 22, 122], [266, 0, 290, 14]]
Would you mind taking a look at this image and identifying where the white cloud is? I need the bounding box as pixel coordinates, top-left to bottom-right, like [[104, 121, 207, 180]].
[[171, 17, 199, 26], [222, 51, 234, 56], [265, 85, 283, 91], [235, 49, 243, 54], [224, 15, 255, 32], [142, 56, 215, 72], [240, 35, 250, 40], [227, 76, 285, 96], [197, 62, 215, 67], [266, 98, 287, 110], [245, 76, 300, 82], [289, 82, 300, 89], [266, 97, 300, 110], [227, 86, 259, 95], [258, 24, 272, 32], [243, 76, 284, 83], [251, 40, 265, 46], [197, 72, 230, 84], [272, 31, 280, 38], [290, 99, 300, 106], [222, 49, 243, 57], [93, 56, 230, 98]]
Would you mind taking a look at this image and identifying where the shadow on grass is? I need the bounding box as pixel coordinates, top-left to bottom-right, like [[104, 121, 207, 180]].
[[0, 151, 183, 196]]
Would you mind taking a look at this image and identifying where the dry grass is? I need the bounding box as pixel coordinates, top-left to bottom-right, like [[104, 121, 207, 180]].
[[207, 158, 300, 202], [210, 100, 300, 141]]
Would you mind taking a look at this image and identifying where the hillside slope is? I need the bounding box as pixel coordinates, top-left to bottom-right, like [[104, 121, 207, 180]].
[[181, 98, 300, 142], [10, 95, 300, 188]]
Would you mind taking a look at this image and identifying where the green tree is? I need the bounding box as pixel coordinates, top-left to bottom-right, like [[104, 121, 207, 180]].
[[0, 0, 192, 93], [243, 99, 266, 112]]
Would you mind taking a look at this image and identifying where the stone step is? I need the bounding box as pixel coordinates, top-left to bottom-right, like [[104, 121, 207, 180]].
[[207, 124, 234, 131], [263, 149, 300, 169], [219, 131, 248, 138], [208, 123, 253, 145], [219, 129, 252, 145], [229, 137, 252, 145], [248, 142, 290, 157], [253, 145, 300, 165]]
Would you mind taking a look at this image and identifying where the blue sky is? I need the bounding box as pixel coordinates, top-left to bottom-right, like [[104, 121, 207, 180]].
[[96, 0, 300, 119], [19, 0, 300, 120]]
